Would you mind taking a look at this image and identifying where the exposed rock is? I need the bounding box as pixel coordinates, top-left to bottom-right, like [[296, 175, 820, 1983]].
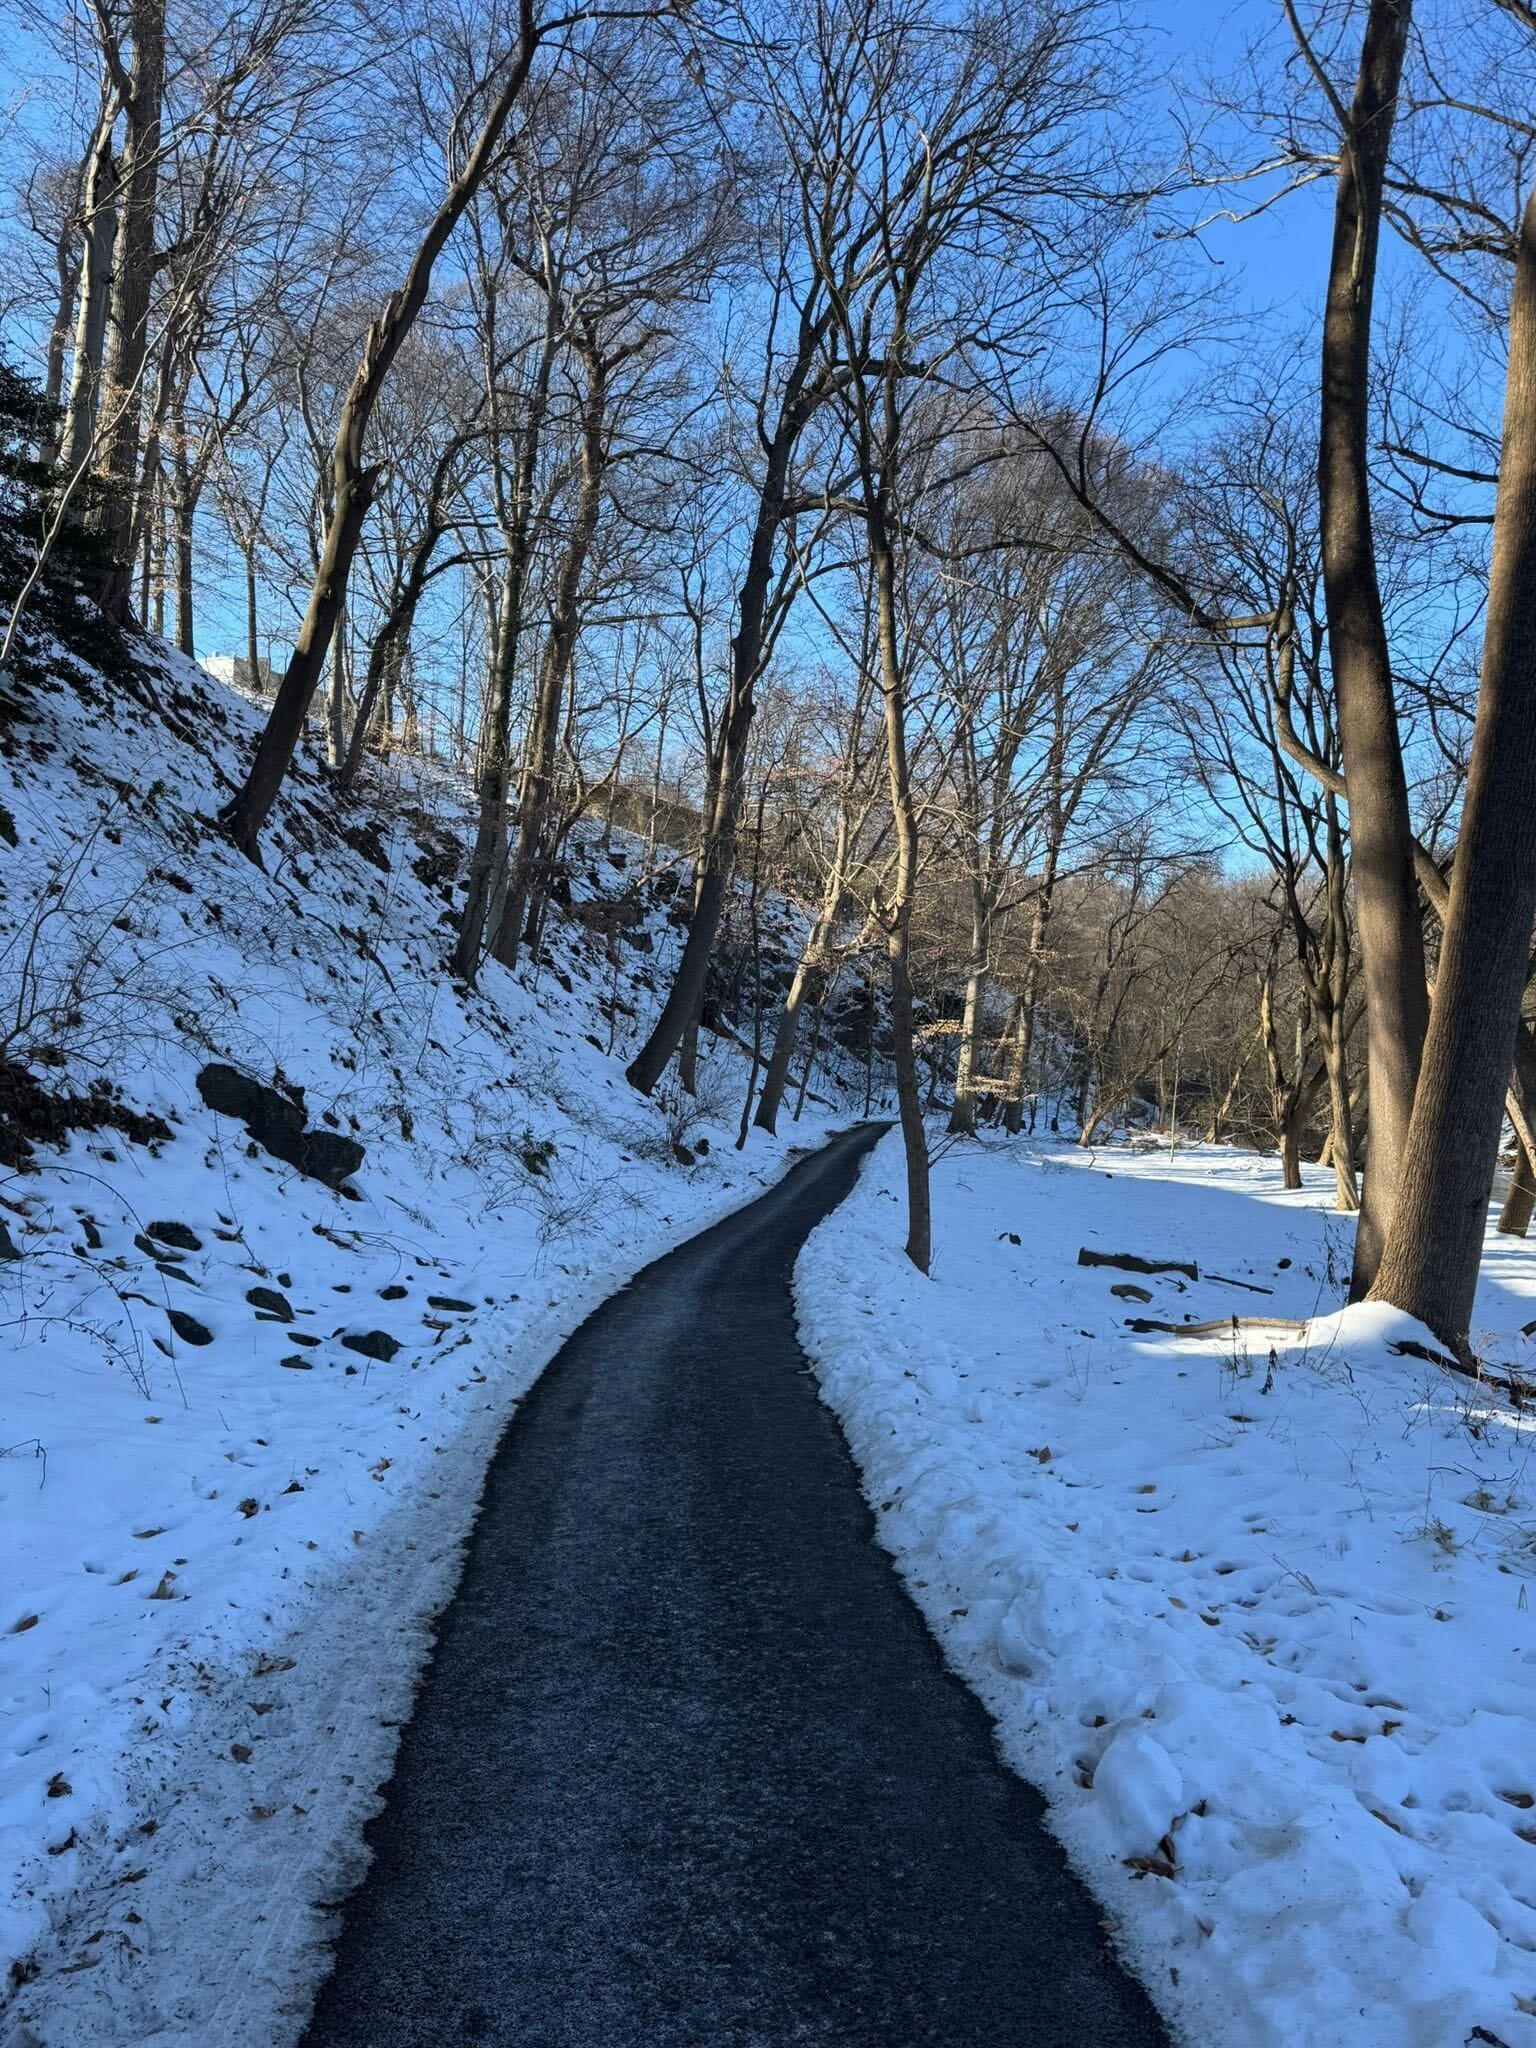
[[246, 1286, 294, 1322], [340, 1329, 400, 1361], [427, 1295, 474, 1313], [1110, 1283, 1154, 1304], [379, 1283, 409, 1301], [340, 818, 390, 872], [0, 1056, 171, 1173], [147, 1219, 201, 1252], [196, 1063, 364, 1189], [166, 1309, 212, 1346]]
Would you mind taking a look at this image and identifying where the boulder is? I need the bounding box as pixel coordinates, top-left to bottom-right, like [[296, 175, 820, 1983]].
[[246, 1286, 294, 1322], [196, 1064, 364, 1189], [147, 1219, 201, 1251], [340, 1329, 400, 1361]]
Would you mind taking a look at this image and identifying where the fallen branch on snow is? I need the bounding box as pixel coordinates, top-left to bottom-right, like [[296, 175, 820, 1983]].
[[1078, 1247, 1198, 1282], [1123, 1315, 1309, 1338]]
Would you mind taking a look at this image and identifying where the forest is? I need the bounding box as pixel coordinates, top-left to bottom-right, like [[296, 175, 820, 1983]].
[[3, 0, 1533, 1351], [5, 1, 1536, 2043]]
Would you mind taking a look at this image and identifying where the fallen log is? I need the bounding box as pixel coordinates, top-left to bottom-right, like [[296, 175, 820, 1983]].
[[1123, 1315, 1310, 1338], [1078, 1247, 1198, 1282]]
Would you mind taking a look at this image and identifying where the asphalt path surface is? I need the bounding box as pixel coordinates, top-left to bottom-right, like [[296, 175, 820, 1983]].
[[301, 1123, 1167, 2047]]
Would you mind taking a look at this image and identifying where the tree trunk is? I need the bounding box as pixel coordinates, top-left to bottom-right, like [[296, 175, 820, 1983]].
[[626, 331, 822, 1095], [991, 995, 1024, 1130], [735, 786, 770, 1146], [868, 504, 928, 1272], [40, 215, 82, 467], [887, 927, 929, 1265], [150, 486, 167, 635], [1280, 1116, 1303, 1191], [1369, 189, 1536, 1347], [137, 465, 156, 622], [173, 449, 196, 657], [754, 952, 819, 1136], [1260, 965, 1325, 1191], [1006, 862, 1057, 1135], [1205, 1041, 1250, 1144], [1499, 1126, 1536, 1238], [677, 1006, 701, 1096], [244, 543, 260, 690], [58, 109, 119, 481], [221, 464, 378, 856], [1315, 0, 1427, 1296], [1322, 1012, 1360, 1212], [1500, 1024, 1536, 1236], [755, 815, 852, 1136], [340, 572, 427, 789], [456, 562, 524, 977], [326, 606, 349, 769], [93, 0, 165, 620], [493, 342, 607, 969], [453, 306, 560, 980], [792, 976, 831, 1122], [948, 886, 988, 1138], [218, 22, 543, 859]]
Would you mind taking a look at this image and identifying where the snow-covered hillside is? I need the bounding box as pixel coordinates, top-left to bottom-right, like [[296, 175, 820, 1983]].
[[798, 1135, 1536, 2048], [0, 637, 870, 2046]]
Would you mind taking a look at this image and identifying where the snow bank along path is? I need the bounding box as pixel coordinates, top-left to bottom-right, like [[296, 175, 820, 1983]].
[[0, 639, 859, 2047], [797, 1133, 1536, 2048]]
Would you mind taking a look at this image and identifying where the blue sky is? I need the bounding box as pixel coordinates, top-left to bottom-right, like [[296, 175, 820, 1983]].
[[1148, 0, 1333, 327]]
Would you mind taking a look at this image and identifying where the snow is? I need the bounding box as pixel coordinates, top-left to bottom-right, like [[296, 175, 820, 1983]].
[[14, 632, 1536, 2048], [0, 638, 862, 2046], [797, 1132, 1536, 2048]]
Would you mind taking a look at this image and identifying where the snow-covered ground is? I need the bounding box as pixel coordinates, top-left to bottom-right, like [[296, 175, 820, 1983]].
[[798, 1133, 1536, 2048], [0, 640, 862, 2046], [15, 635, 1536, 2048]]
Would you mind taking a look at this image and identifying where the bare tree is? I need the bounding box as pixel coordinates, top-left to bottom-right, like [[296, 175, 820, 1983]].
[[218, 0, 651, 861]]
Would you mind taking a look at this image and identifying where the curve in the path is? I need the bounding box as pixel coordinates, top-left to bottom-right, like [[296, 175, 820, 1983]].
[[301, 1124, 1167, 2048]]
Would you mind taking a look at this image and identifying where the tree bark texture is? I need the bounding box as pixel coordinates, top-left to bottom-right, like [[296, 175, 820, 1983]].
[[1314, 0, 1427, 1295], [1369, 189, 1536, 1346]]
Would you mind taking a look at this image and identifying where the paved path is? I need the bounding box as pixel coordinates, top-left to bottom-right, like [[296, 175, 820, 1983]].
[[302, 1125, 1166, 2047]]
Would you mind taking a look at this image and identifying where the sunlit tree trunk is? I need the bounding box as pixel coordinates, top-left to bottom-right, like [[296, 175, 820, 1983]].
[[1312, 0, 1427, 1293], [1371, 188, 1536, 1347]]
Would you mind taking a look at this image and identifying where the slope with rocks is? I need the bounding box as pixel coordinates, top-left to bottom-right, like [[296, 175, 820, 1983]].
[[0, 633, 871, 2047]]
